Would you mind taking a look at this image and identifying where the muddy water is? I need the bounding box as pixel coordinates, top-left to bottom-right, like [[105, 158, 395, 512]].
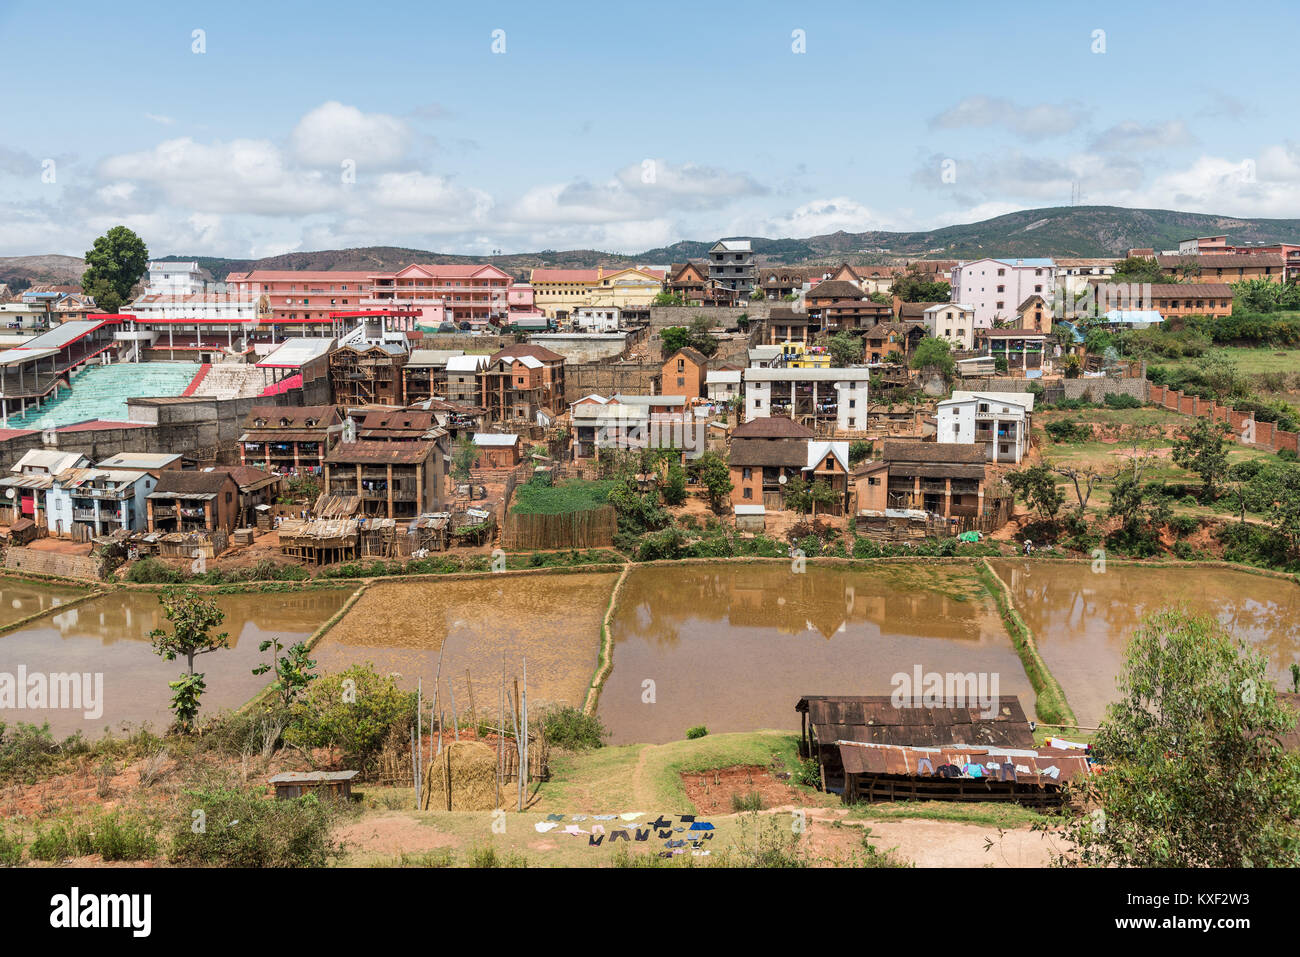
[[598, 563, 1030, 745], [315, 573, 620, 718], [0, 588, 351, 737], [0, 579, 88, 628], [989, 560, 1300, 727]]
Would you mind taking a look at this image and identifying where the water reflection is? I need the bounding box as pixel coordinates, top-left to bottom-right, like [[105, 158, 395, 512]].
[[600, 563, 1029, 745]]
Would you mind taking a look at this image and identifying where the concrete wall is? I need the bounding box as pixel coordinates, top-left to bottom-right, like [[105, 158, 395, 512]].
[[648, 303, 770, 332], [416, 333, 515, 354], [528, 333, 629, 363]]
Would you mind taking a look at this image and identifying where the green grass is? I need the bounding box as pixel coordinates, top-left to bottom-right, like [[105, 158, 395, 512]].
[[510, 478, 619, 515], [846, 799, 1053, 829]]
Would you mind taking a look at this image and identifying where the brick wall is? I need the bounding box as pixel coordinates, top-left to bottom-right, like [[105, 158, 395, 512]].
[[1147, 383, 1299, 453], [3, 547, 102, 580]]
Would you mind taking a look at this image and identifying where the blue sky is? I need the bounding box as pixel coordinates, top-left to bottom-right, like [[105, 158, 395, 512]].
[[1, 0, 1297, 259]]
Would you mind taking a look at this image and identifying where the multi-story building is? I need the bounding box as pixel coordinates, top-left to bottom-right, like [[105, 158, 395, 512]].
[[363, 263, 516, 327], [854, 439, 990, 519], [1053, 258, 1118, 298], [479, 343, 566, 425], [658, 347, 708, 401], [728, 416, 849, 514], [529, 267, 665, 319], [45, 467, 156, 538], [1157, 253, 1286, 284], [323, 438, 446, 519], [240, 405, 346, 476], [146, 469, 241, 533], [708, 240, 756, 296], [979, 329, 1051, 373], [923, 303, 976, 349], [1089, 282, 1234, 318], [742, 367, 869, 432], [225, 270, 374, 331], [145, 261, 206, 295], [950, 258, 1055, 328], [936, 391, 1034, 464], [329, 343, 408, 407]]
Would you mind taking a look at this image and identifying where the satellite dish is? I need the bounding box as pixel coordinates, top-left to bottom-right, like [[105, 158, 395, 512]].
[[4, 489, 12, 499], [778, 474, 787, 485]]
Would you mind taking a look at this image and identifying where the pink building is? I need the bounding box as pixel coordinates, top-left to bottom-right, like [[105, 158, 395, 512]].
[[225, 270, 373, 335], [364, 264, 515, 327], [950, 258, 1055, 329]]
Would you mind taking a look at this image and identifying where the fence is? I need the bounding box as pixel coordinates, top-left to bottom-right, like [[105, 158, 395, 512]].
[[500, 504, 618, 550], [1148, 383, 1300, 454]]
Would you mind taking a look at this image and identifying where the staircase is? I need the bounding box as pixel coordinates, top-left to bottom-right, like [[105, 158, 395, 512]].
[[187, 362, 267, 399]]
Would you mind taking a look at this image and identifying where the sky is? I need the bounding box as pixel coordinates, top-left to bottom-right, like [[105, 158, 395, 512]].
[[1, 0, 1298, 260]]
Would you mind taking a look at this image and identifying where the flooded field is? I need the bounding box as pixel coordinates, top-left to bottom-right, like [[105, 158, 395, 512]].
[[0, 587, 352, 737], [598, 563, 1031, 745], [0, 577, 89, 628], [989, 560, 1300, 726], [315, 572, 620, 716]]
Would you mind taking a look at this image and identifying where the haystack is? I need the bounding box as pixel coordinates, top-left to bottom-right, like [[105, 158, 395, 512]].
[[420, 740, 503, 811]]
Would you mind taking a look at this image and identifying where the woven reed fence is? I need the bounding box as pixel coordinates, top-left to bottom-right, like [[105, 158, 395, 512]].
[[500, 504, 617, 550]]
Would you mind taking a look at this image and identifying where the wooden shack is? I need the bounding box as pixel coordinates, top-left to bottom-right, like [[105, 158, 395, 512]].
[[796, 694, 1035, 794], [268, 770, 358, 801]]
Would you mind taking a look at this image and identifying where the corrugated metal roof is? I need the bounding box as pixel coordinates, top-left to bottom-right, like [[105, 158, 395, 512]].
[[836, 740, 1090, 786], [798, 695, 1035, 750]]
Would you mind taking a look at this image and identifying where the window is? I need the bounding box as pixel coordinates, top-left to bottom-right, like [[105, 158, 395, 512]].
[[677, 377, 685, 387], [996, 285, 1005, 293], [742, 467, 752, 480], [754, 398, 762, 408], [848, 399, 855, 408], [743, 487, 752, 499], [825, 456, 835, 470]]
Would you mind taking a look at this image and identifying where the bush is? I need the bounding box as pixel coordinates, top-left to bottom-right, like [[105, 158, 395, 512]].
[[1104, 392, 1143, 409], [125, 556, 184, 584], [731, 791, 765, 812], [285, 665, 415, 774], [1280, 449, 1298, 462], [685, 725, 709, 740], [29, 811, 159, 862], [169, 785, 337, 867], [0, 826, 24, 866], [539, 707, 606, 750], [1169, 515, 1200, 539]]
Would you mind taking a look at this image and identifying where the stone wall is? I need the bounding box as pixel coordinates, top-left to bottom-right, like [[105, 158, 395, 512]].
[[529, 333, 630, 363], [648, 303, 769, 332], [416, 333, 515, 354], [566, 362, 660, 398], [3, 547, 102, 581], [1062, 377, 1149, 402]]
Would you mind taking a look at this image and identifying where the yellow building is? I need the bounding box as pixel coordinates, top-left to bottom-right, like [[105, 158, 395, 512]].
[[779, 341, 831, 368], [530, 266, 666, 319]]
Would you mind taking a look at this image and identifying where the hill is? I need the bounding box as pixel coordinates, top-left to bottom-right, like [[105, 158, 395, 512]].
[[13, 206, 1300, 289]]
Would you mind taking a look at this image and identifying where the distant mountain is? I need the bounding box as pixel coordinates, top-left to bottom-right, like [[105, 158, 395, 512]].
[[0, 254, 86, 293], [17, 206, 1300, 291]]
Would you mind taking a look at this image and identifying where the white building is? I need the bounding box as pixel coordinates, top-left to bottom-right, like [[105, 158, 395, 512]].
[[742, 367, 869, 431], [1053, 258, 1119, 298], [705, 368, 742, 404], [936, 391, 1035, 464], [145, 261, 205, 296], [922, 303, 976, 351], [572, 306, 620, 332], [950, 258, 1054, 329]]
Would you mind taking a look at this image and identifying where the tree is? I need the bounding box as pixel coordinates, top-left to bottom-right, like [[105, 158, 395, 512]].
[[1052, 464, 1106, 518], [1005, 464, 1064, 522], [81, 226, 148, 311], [694, 451, 732, 512], [784, 474, 810, 514], [892, 267, 950, 302], [451, 436, 478, 482], [848, 440, 872, 466], [823, 331, 862, 367], [1171, 418, 1231, 502], [1107, 472, 1171, 552], [149, 588, 230, 732], [1109, 255, 1163, 284], [652, 291, 684, 306], [663, 462, 688, 506], [909, 336, 955, 378], [252, 637, 319, 712], [1056, 609, 1300, 867]]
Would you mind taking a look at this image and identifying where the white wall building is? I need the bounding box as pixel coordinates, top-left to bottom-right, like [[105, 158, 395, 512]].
[[742, 367, 869, 431], [572, 306, 621, 332], [922, 303, 976, 350], [936, 391, 1035, 464], [146, 261, 205, 296], [705, 368, 741, 404], [950, 258, 1054, 329]]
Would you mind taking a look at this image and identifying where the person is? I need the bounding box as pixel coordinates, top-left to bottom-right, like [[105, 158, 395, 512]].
[[1023, 538, 1033, 556]]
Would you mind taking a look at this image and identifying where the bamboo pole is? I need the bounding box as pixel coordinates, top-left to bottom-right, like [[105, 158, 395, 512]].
[[416, 678, 423, 809], [466, 668, 476, 730], [449, 683, 460, 741], [521, 658, 529, 808], [509, 677, 522, 812]]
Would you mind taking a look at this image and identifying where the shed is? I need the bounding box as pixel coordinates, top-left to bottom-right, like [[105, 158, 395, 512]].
[[796, 694, 1035, 793], [733, 503, 766, 532], [268, 770, 359, 801], [6, 517, 37, 544]]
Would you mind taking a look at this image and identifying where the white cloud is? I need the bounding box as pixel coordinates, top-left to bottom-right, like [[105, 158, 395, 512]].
[[144, 113, 175, 126], [1089, 120, 1195, 153], [929, 96, 1088, 140], [290, 101, 411, 168], [764, 197, 892, 235]]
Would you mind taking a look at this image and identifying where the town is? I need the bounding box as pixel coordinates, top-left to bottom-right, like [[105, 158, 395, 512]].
[[0, 1, 1296, 897]]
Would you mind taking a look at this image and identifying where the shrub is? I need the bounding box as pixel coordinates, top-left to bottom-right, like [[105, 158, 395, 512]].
[[169, 785, 337, 867], [731, 791, 765, 812], [685, 725, 708, 740], [125, 556, 184, 584], [285, 665, 415, 774], [0, 826, 24, 866], [1279, 449, 1298, 462], [29, 811, 159, 862], [1103, 392, 1143, 409], [1169, 515, 1200, 539], [539, 707, 606, 750]]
